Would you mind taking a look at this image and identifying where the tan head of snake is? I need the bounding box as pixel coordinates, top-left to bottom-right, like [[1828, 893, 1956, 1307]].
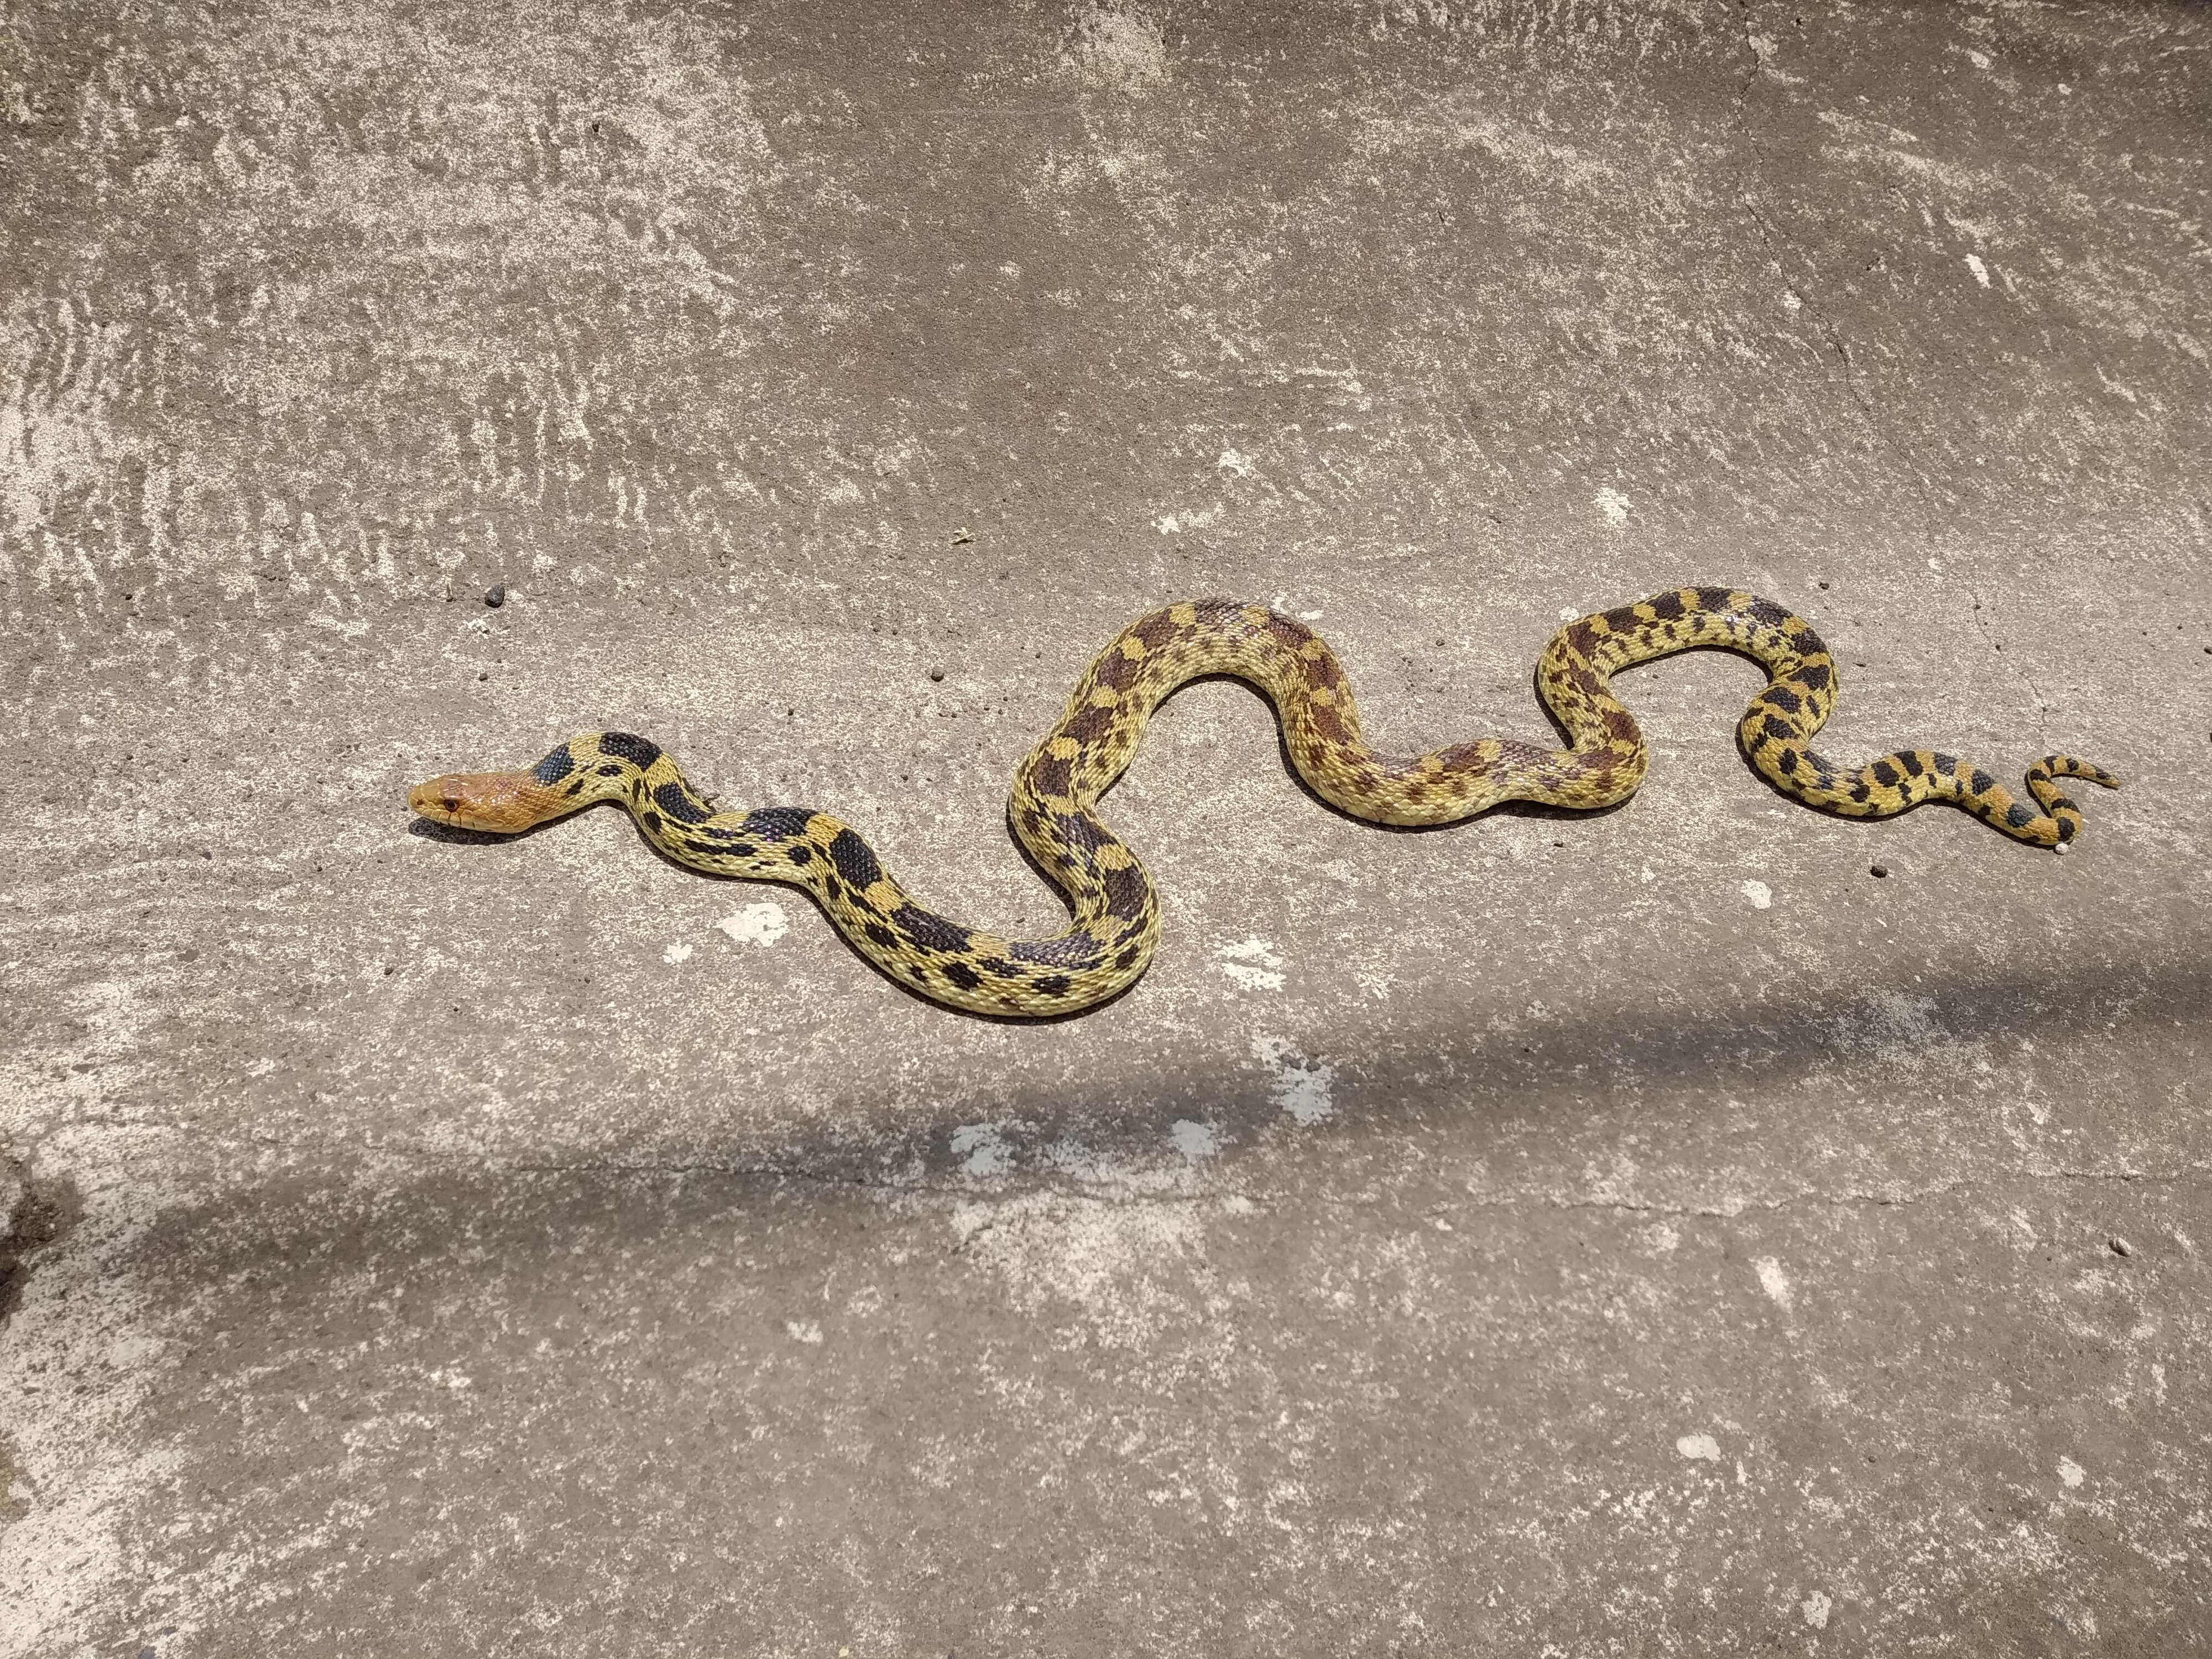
[[409, 589, 2118, 1018]]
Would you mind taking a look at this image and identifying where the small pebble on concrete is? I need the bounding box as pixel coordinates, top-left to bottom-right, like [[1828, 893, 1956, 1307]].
[[1871, 864, 1890, 878], [484, 583, 506, 608]]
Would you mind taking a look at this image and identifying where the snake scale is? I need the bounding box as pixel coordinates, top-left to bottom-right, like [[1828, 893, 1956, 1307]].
[[409, 588, 2118, 1016]]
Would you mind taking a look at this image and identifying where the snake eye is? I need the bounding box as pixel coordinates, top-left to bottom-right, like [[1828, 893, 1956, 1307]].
[[441, 795, 460, 815]]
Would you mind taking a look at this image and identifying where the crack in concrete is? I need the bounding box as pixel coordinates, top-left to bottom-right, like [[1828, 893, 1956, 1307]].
[[1493, 1166, 2205, 1222], [13, 1114, 2208, 1219], [1729, 12, 1889, 439], [1726, 1, 2048, 735]]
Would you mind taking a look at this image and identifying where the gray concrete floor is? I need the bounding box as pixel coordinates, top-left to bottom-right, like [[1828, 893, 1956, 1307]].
[[3, 1, 2208, 1653]]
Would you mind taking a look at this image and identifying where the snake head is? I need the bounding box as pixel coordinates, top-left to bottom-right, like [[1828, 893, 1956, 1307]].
[[407, 770, 565, 833]]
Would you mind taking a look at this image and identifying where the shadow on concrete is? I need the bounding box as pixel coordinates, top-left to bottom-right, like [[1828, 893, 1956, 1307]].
[[92, 946, 2211, 1297]]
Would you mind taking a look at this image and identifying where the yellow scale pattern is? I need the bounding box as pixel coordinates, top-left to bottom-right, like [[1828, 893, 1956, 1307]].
[[410, 589, 2118, 1017]]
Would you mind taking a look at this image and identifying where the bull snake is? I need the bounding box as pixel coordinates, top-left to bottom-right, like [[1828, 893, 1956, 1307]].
[[408, 588, 2117, 1016]]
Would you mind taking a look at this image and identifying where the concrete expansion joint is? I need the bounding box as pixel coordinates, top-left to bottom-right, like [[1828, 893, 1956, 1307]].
[[8, 1117, 1225, 1206], [12, 1118, 2209, 1211], [1494, 1165, 2209, 1222]]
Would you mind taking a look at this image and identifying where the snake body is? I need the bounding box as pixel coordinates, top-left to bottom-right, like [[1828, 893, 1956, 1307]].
[[409, 589, 2117, 1016]]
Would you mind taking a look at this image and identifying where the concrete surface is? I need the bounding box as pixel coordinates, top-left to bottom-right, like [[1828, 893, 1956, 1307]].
[[2, 1, 2208, 1652]]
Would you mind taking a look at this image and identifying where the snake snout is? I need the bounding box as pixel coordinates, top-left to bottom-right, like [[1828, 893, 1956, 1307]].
[[406, 775, 466, 824]]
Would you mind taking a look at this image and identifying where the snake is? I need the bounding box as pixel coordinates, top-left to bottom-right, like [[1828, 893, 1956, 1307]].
[[408, 588, 2119, 1017]]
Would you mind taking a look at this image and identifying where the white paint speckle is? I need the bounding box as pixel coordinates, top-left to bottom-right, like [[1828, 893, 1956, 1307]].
[[785, 1319, 823, 1345], [1063, 2, 1168, 89], [1781, 288, 1803, 312], [1215, 936, 1285, 992], [1216, 447, 1254, 477], [1169, 1120, 1220, 1160], [1154, 503, 1224, 535], [1965, 253, 1991, 288], [1755, 1256, 1794, 1311], [103, 1336, 164, 1370], [1741, 879, 1773, 910], [1593, 486, 1631, 525], [1251, 1034, 1335, 1125], [2057, 1456, 2085, 1489], [951, 1124, 1014, 1180], [716, 902, 789, 948], [1964, 47, 1991, 69], [662, 941, 694, 964], [1745, 32, 1804, 82], [1801, 1591, 1833, 1629], [1677, 1433, 1722, 1462]]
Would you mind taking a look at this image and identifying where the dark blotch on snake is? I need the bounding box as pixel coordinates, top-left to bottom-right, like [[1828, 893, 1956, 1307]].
[[597, 731, 662, 769], [1102, 864, 1149, 919], [1032, 974, 1072, 998], [743, 807, 815, 842], [827, 829, 883, 890], [893, 905, 971, 954], [1061, 705, 1113, 744], [1056, 812, 1109, 857], [531, 744, 577, 785], [2006, 802, 2036, 829], [1970, 770, 1998, 796], [943, 962, 983, 992], [1133, 610, 1181, 650], [1870, 760, 1900, 789], [652, 782, 714, 825], [1029, 755, 1073, 797], [1011, 935, 1102, 971], [1648, 591, 1686, 621], [1797, 661, 1832, 691]]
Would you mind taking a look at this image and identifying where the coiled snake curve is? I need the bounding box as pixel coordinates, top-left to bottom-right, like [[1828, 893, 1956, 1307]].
[[408, 588, 2118, 1017]]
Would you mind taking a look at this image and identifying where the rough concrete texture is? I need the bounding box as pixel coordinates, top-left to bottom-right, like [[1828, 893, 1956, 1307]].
[[2, 0, 2208, 1652]]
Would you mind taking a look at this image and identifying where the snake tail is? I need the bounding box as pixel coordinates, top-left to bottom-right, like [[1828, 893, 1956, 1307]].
[[408, 589, 2118, 1016]]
